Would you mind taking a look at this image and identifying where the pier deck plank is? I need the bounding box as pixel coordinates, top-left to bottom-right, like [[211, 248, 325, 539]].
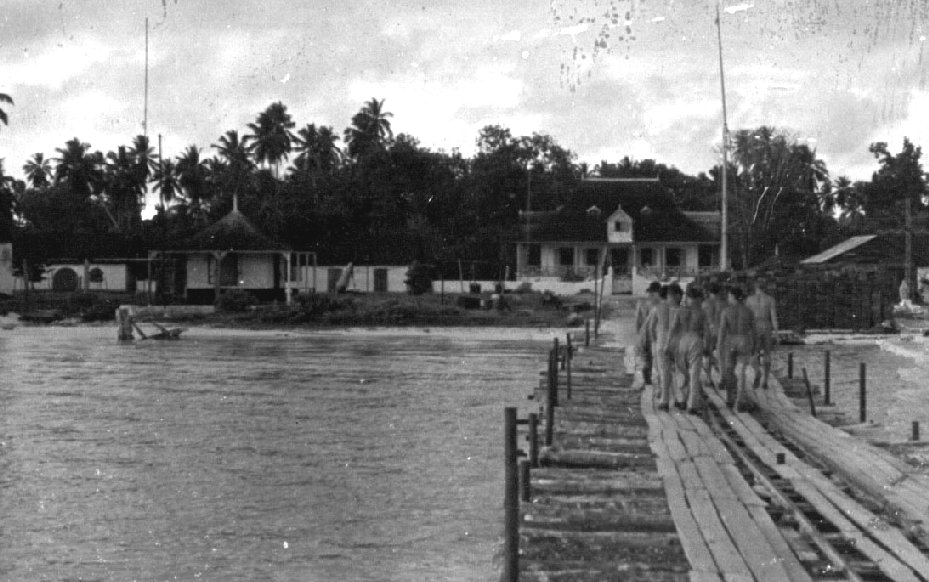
[[708, 384, 929, 579]]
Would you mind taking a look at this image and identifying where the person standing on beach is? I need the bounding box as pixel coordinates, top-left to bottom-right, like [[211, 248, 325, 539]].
[[717, 286, 756, 411], [746, 277, 778, 390], [633, 281, 661, 388], [702, 282, 724, 386], [672, 286, 709, 414]]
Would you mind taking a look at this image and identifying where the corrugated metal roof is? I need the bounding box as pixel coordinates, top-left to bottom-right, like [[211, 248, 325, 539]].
[[800, 235, 877, 264]]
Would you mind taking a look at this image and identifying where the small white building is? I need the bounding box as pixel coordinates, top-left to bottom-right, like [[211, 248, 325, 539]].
[[155, 200, 313, 305]]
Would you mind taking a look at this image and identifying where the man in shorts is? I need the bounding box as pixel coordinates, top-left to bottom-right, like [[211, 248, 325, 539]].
[[651, 283, 683, 409], [746, 277, 778, 390], [633, 281, 661, 388], [672, 286, 710, 414], [717, 286, 756, 411], [701, 282, 724, 387]]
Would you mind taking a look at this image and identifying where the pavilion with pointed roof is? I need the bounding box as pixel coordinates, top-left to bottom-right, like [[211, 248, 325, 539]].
[[150, 198, 314, 304]]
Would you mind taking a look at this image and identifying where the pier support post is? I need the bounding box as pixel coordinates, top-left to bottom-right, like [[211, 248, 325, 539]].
[[802, 368, 816, 418], [824, 351, 831, 405], [565, 335, 572, 401], [528, 413, 539, 468], [503, 407, 519, 582], [116, 306, 134, 341], [787, 352, 794, 379], [585, 319, 590, 346], [914, 421, 920, 442], [519, 459, 531, 503], [859, 362, 867, 423], [545, 365, 555, 447], [549, 346, 559, 408]]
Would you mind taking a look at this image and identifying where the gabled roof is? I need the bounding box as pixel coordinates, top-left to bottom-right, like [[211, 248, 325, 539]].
[[801, 235, 877, 265], [522, 178, 717, 243], [172, 209, 289, 251], [800, 232, 929, 267]]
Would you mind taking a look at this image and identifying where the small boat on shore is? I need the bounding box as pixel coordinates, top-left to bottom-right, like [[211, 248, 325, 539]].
[[132, 321, 186, 341]]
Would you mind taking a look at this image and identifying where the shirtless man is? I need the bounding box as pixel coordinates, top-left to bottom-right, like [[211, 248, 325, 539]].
[[746, 277, 778, 389], [701, 282, 724, 387], [648, 285, 673, 410], [633, 281, 662, 388], [672, 286, 710, 414], [652, 283, 683, 409], [717, 286, 756, 411]]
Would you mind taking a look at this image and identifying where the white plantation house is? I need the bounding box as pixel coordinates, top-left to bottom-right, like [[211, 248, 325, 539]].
[[515, 178, 721, 295]]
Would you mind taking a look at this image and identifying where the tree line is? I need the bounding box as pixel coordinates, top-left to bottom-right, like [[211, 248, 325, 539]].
[[0, 94, 924, 271]]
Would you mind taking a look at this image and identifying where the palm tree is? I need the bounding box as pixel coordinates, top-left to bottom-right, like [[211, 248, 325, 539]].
[[344, 98, 393, 160], [23, 153, 52, 189], [0, 93, 13, 130], [104, 145, 146, 232], [293, 123, 342, 196], [176, 145, 211, 222], [55, 138, 105, 202], [212, 129, 255, 203], [246, 102, 294, 176], [153, 159, 179, 208], [130, 135, 158, 184]]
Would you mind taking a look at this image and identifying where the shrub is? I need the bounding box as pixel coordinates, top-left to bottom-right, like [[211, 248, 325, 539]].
[[216, 289, 257, 312], [293, 292, 354, 316], [405, 262, 434, 295]]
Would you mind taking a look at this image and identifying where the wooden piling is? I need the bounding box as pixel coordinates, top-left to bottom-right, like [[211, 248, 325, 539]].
[[549, 346, 559, 408], [503, 407, 519, 582], [914, 421, 920, 442], [787, 352, 794, 379], [824, 350, 831, 405], [565, 335, 572, 401], [802, 368, 817, 418], [859, 362, 867, 423], [585, 319, 590, 346], [519, 459, 531, 503], [545, 365, 555, 447], [116, 306, 134, 341], [528, 413, 539, 468]]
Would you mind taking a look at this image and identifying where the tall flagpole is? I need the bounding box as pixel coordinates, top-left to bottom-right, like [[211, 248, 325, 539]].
[[144, 17, 149, 138], [715, 3, 729, 271]]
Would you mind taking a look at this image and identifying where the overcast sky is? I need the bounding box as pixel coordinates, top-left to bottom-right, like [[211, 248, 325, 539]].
[[2, 0, 928, 196]]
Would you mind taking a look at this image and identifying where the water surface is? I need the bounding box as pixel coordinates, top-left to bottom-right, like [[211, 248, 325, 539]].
[[0, 327, 550, 581]]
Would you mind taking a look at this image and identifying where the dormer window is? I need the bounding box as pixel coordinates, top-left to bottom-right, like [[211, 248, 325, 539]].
[[587, 205, 601, 217], [614, 220, 629, 232]]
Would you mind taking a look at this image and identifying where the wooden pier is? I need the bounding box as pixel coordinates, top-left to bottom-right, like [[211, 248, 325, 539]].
[[500, 317, 929, 581]]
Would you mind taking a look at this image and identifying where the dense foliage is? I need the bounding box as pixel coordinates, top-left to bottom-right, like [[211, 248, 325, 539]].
[[1, 95, 926, 271]]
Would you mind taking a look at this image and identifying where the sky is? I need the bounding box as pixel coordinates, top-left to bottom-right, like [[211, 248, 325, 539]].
[[2, 0, 929, 210]]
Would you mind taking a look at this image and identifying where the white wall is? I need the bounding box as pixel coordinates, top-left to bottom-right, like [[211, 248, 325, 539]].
[[187, 255, 211, 288], [293, 266, 409, 293], [186, 253, 278, 290], [29, 263, 128, 291]]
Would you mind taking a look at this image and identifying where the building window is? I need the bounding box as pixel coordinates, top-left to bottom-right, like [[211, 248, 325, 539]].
[[639, 248, 654, 267], [559, 247, 574, 266], [698, 245, 716, 267], [585, 248, 599, 266], [666, 248, 683, 268], [614, 220, 630, 232], [527, 244, 541, 267]]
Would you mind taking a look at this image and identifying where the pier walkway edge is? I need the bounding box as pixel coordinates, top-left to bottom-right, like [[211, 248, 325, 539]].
[[501, 313, 929, 581]]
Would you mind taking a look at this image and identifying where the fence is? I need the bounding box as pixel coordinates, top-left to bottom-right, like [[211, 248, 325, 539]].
[[697, 268, 898, 332]]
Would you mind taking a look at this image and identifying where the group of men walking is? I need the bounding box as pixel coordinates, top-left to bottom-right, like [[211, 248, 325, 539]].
[[633, 277, 779, 414]]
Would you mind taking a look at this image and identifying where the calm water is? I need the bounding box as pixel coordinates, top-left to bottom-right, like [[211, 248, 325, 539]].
[[0, 327, 550, 581]]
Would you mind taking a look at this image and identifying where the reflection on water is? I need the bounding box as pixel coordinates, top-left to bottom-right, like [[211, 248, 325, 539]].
[[0, 327, 548, 581]]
